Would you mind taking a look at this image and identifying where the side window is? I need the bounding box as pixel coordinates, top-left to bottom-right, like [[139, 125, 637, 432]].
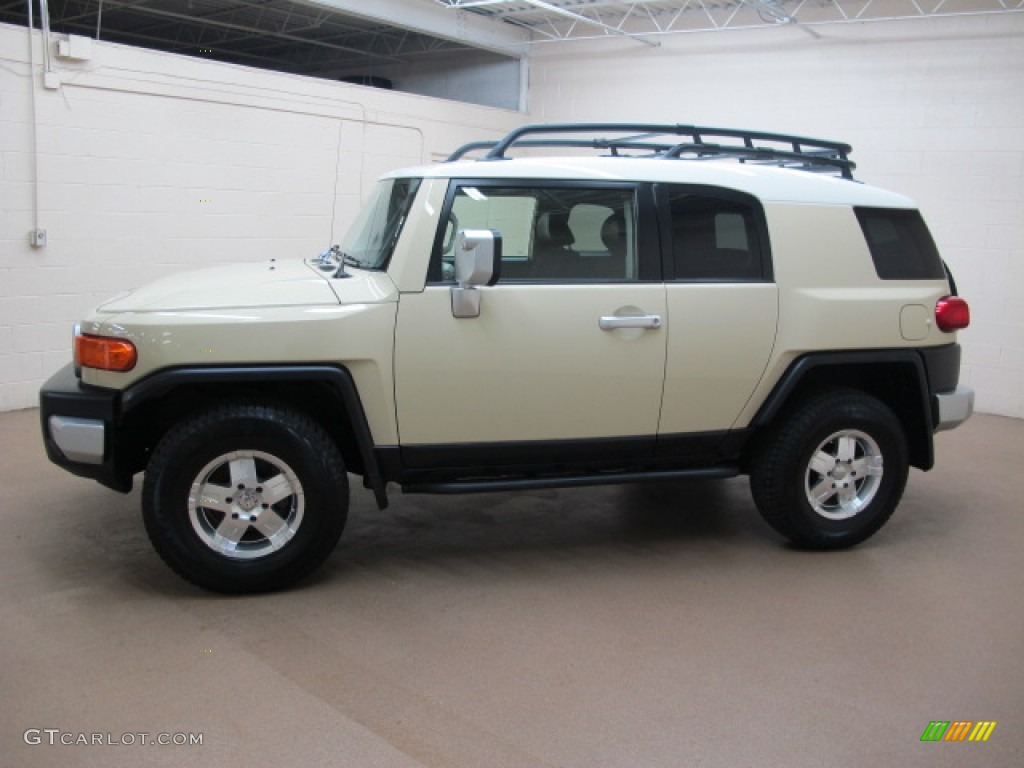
[[854, 207, 945, 280], [439, 185, 638, 282], [667, 187, 766, 281]]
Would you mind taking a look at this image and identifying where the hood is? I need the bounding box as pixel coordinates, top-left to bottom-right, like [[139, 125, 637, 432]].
[[98, 260, 341, 312]]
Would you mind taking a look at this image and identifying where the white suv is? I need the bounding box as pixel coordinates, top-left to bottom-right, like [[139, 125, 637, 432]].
[[40, 123, 974, 592]]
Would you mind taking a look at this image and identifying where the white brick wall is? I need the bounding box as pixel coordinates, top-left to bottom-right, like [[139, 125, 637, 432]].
[[0, 23, 521, 411], [528, 15, 1024, 418]]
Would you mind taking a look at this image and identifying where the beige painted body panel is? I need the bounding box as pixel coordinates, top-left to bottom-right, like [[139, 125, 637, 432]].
[[80, 271, 402, 444], [660, 284, 778, 434], [99, 260, 340, 312], [394, 284, 667, 444], [732, 203, 954, 428], [388, 178, 448, 293]]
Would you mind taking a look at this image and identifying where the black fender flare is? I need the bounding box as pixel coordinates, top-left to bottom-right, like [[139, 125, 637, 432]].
[[121, 365, 388, 508], [751, 349, 935, 471]]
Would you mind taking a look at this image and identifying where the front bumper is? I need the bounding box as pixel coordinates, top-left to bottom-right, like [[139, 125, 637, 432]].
[[39, 363, 132, 492]]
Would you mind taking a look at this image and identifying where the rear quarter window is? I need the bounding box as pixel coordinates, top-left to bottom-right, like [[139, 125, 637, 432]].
[[855, 207, 945, 280]]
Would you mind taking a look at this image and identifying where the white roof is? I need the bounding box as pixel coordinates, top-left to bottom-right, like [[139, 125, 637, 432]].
[[387, 156, 916, 208]]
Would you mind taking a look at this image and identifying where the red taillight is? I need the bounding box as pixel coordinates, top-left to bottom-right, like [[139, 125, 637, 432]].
[[74, 334, 137, 371], [935, 296, 970, 333]]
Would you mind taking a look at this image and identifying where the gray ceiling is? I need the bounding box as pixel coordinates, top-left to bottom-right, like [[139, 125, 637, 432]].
[[0, 0, 505, 79], [2, 0, 1020, 83]]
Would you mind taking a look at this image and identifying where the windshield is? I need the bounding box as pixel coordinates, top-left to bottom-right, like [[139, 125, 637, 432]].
[[338, 177, 422, 270]]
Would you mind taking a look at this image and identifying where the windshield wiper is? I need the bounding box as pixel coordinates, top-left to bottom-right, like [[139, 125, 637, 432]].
[[341, 253, 372, 269], [313, 245, 366, 278]]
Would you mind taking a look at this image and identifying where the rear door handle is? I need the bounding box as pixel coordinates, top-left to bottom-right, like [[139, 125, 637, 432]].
[[599, 315, 663, 330]]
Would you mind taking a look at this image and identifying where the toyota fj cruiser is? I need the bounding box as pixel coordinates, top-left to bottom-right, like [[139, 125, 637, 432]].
[[40, 123, 974, 593]]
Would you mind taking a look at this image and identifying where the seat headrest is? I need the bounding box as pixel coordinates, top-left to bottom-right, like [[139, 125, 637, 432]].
[[535, 211, 573, 248], [601, 212, 626, 254]]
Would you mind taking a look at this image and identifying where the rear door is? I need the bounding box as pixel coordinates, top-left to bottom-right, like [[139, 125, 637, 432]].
[[657, 184, 779, 437]]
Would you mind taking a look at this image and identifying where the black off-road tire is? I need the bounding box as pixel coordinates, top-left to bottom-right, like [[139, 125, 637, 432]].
[[750, 390, 909, 550], [142, 403, 348, 593]]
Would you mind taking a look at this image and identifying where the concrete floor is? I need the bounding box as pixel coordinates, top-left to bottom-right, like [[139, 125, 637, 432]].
[[2, 408, 1021, 768]]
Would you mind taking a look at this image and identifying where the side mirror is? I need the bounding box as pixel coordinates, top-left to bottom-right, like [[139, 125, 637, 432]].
[[451, 229, 501, 318]]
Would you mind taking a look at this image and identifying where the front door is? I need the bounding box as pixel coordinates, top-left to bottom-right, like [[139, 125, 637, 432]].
[[394, 181, 666, 466]]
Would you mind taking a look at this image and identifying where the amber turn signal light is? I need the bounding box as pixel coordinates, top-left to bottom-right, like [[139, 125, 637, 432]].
[[74, 334, 138, 372]]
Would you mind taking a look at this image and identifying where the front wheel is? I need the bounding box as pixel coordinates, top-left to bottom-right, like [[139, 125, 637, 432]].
[[143, 403, 348, 593], [750, 391, 909, 549]]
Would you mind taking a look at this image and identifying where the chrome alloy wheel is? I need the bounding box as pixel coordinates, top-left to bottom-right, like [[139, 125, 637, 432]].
[[188, 450, 305, 559], [804, 429, 884, 521]]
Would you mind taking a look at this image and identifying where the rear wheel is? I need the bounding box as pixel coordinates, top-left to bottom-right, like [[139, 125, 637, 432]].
[[750, 391, 908, 549], [143, 403, 348, 593]]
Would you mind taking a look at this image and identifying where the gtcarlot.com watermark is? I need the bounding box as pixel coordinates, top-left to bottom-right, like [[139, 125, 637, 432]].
[[24, 729, 202, 747]]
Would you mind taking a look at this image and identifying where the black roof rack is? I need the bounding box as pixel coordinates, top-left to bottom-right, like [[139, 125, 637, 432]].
[[446, 123, 856, 180]]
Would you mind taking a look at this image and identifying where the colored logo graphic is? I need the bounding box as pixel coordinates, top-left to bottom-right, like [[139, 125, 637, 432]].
[[921, 721, 997, 742]]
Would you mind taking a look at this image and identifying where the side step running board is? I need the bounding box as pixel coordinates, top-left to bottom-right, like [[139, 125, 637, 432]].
[[402, 466, 739, 495]]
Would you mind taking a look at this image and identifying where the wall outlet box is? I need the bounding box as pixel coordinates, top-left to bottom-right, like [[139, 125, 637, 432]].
[[43, 71, 61, 89], [56, 35, 93, 61], [30, 229, 47, 248]]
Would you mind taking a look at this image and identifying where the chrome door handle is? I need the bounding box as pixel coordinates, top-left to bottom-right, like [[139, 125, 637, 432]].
[[599, 315, 662, 330]]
